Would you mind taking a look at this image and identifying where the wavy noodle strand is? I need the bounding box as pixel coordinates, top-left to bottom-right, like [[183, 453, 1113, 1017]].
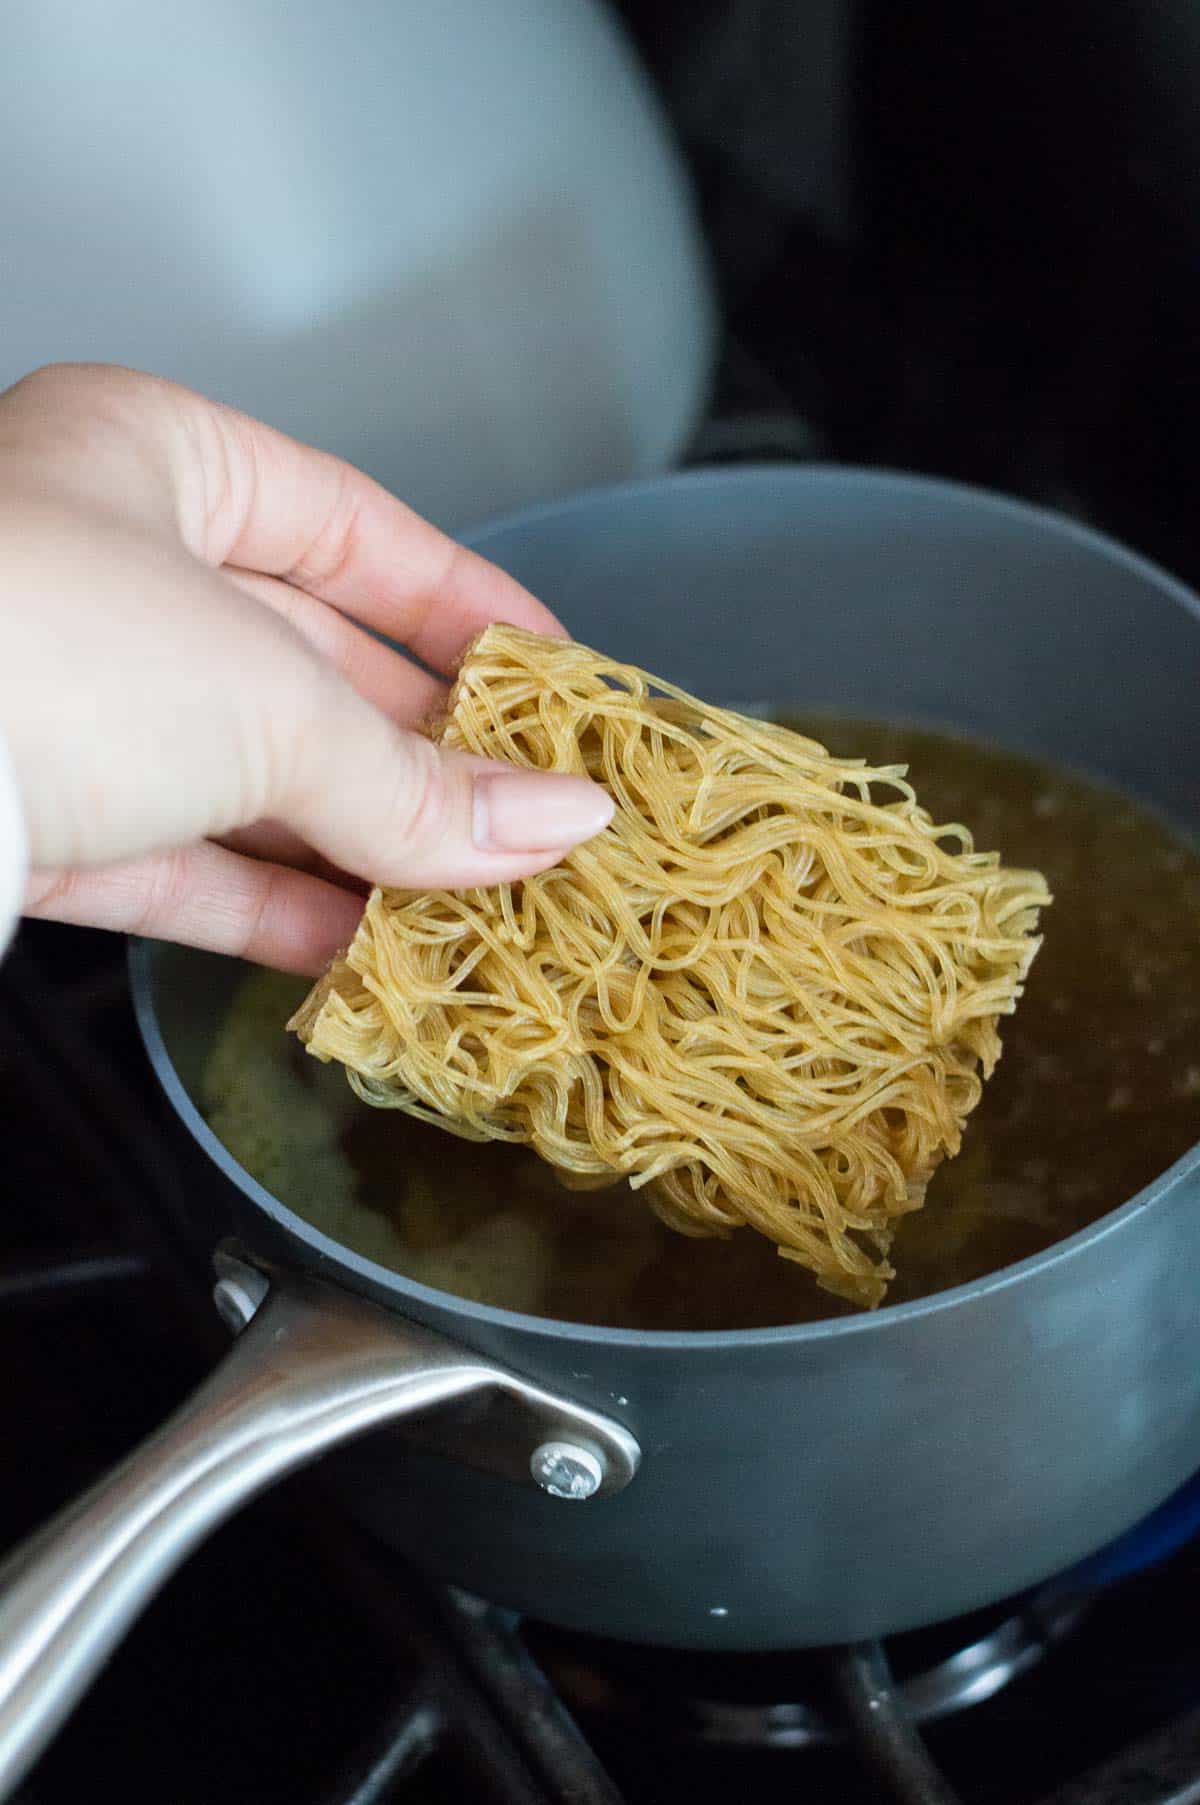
[[291, 626, 1050, 1307]]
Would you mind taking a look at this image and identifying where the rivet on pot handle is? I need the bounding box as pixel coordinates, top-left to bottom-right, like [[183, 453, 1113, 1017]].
[[0, 1248, 640, 1800]]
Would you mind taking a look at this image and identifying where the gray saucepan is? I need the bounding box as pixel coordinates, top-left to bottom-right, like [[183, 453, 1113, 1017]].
[[1, 465, 1199, 1798]]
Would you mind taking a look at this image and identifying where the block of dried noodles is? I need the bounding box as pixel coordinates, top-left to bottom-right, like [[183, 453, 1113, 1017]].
[[290, 625, 1050, 1307]]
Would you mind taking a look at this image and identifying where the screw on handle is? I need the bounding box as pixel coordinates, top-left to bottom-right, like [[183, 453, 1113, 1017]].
[[530, 1441, 605, 1500]]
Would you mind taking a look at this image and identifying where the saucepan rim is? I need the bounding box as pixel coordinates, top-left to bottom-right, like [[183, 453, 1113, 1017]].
[[130, 462, 1200, 1353]]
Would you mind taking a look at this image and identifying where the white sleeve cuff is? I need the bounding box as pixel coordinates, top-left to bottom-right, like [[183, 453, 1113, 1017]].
[[0, 723, 27, 958]]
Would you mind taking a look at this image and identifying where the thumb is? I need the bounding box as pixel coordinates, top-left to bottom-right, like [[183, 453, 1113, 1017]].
[[277, 671, 614, 890]]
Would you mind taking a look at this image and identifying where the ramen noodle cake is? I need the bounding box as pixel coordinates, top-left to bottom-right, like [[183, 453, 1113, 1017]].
[[291, 627, 1050, 1307]]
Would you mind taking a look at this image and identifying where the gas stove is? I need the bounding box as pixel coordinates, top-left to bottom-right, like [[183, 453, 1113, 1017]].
[[4, 919, 1200, 1805], [4, 3, 1200, 1796], [5, 304, 1200, 1805]]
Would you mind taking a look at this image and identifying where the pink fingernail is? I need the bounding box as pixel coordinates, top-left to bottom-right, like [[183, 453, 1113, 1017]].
[[472, 771, 614, 853]]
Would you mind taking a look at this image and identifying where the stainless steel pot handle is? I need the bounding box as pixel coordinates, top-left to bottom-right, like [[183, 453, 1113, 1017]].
[[0, 1254, 639, 1799]]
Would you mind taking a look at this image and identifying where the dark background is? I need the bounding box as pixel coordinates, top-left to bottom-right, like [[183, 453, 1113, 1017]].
[[617, 0, 1200, 586]]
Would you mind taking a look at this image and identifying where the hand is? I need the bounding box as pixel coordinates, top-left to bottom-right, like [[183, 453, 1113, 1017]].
[[0, 364, 612, 973]]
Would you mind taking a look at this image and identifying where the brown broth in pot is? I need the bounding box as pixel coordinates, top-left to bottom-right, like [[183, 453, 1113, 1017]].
[[200, 722, 1200, 1328]]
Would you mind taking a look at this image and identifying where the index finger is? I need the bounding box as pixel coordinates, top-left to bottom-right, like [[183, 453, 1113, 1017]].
[[170, 379, 566, 671], [184, 395, 563, 671]]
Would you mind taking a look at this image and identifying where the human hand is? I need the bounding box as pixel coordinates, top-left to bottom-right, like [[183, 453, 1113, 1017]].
[[0, 364, 612, 973]]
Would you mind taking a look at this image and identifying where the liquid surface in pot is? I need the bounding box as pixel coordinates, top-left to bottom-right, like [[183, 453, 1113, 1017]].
[[200, 721, 1200, 1328]]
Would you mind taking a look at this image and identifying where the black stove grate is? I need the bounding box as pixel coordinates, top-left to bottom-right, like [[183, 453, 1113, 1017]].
[[834, 1644, 961, 1805]]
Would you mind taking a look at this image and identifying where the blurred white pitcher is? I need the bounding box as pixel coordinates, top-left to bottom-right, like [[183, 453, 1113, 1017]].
[[0, 0, 714, 526]]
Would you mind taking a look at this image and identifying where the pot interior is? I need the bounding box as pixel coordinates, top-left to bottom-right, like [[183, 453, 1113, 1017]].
[[138, 467, 1200, 1332]]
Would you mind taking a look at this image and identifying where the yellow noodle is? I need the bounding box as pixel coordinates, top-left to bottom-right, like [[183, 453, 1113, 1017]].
[[290, 626, 1050, 1307]]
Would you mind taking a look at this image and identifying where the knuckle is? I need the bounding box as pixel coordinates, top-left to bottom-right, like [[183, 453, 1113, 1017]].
[[130, 848, 192, 938], [23, 865, 82, 918], [9, 361, 97, 402], [177, 398, 242, 557], [287, 463, 365, 595], [237, 864, 283, 964], [9, 361, 144, 413], [2, 363, 181, 519], [268, 649, 332, 811], [386, 733, 453, 849]]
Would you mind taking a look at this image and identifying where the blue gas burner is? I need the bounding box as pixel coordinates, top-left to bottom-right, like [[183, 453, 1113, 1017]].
[[1054, 1466, 1200, 1593]]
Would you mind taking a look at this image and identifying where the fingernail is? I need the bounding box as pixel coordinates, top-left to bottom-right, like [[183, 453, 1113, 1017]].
[[473, 770, 614, 853]]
